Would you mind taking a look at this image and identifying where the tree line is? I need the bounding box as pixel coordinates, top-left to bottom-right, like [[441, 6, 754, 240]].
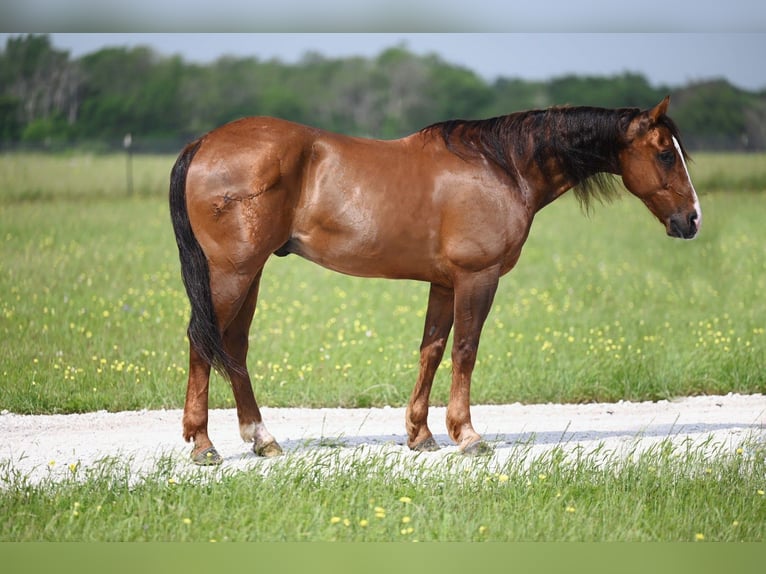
[[1, 34, 765, 153]]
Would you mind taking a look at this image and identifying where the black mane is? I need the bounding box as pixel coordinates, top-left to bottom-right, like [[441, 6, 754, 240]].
[[423, 105, 685, 209]]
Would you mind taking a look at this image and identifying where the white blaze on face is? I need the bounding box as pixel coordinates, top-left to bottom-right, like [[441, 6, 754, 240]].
[[673, 136, 702, 233]]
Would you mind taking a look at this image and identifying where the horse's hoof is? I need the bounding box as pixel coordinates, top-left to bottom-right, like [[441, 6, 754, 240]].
[[411, 436, 440, 452], [191, 446, 223, 466], [461, 440, 494, 457], [254, 440, 283, 458]]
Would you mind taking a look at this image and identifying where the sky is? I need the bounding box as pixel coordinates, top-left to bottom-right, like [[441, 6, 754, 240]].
[[1, 1, 764, 33], [1, 2, 764, 91], [15, 33, 762, 92]]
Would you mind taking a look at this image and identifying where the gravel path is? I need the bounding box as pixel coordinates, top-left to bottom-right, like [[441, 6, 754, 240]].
[[2, 393, 764, 484]]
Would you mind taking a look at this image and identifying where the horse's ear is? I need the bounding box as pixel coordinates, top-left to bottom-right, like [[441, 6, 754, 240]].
[[648, 95, 670, 123], [632, 95, 670, 136]]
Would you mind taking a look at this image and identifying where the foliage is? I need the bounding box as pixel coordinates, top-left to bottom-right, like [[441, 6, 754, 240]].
[[1, 34, 765, 151], [547, 72, 664, 109]]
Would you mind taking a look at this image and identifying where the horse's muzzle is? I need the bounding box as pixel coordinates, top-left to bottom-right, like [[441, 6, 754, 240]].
[[668, 210, 700, 239]]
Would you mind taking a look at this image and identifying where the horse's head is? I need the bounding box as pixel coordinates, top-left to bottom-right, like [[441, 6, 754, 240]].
[[619, 96, 701, 239]]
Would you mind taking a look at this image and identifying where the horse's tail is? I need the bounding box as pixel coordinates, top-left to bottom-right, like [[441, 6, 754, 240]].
[[169, 139, 238, 378]]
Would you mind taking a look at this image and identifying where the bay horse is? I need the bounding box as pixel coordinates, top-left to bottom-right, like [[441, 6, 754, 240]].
[[169, 96, 701, 465]]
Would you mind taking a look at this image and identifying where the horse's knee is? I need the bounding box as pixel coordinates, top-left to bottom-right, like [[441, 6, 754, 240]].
[[451, 340, 478, 368], [421, 338, 447, 364]]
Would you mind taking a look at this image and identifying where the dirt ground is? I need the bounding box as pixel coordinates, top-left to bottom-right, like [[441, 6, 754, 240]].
[[2, 393, 764, 484]]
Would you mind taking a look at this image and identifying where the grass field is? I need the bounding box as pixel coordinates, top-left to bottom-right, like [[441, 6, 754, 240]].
[[2, 438, 765, 542], [1, 152, 764, 414], [0, 151, 764, 542]]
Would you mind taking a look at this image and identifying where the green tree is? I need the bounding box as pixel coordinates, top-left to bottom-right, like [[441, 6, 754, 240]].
[[671, 80, 750, 149], [77, 46, 184, 144], [1, 36, 764, 151], [547, 73, 663, 109], [0, 95, 21, 143], [485, 77, 550, 116], [0, 34, 81, 144], [420, 54, 494, 125]]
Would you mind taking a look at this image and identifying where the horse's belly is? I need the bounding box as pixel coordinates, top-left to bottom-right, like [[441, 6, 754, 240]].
[[288, 227, 443, 282]]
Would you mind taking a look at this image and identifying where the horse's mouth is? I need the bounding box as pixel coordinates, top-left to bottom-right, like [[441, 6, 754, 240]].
[[668, 211, 699, 240]]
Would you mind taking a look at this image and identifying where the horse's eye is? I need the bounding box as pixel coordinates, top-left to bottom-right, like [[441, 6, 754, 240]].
[[658, 150, 675, 167]]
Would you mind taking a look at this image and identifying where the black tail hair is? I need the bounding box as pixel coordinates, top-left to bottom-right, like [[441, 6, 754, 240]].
[[169, 139, 240, 378]]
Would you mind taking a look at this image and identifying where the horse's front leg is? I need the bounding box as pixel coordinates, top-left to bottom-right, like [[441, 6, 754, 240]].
[[406, 284, 454, 451], [446, 269, 499, 454]]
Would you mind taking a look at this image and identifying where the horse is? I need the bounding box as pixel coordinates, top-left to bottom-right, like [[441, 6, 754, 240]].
[[169, 95, 701, 465]]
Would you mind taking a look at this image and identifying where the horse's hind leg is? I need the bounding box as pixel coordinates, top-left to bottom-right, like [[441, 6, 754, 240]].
[[183, 345, 219, 464], [183, 267, 248, 465], [222, 269, 282, 457], [184, 264, 281, 463], [406, 284, 454, 451]]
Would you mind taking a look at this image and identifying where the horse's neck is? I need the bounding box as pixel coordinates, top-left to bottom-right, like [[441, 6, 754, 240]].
[[518, 108, 623, 210]]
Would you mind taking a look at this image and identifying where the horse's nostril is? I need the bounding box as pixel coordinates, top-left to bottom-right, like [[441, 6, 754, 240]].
[[685, 211, 700, 238]]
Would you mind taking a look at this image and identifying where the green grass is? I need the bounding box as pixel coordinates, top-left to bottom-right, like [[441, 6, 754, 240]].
[[688, 152, 766, 192], [1, 151, 764, 543], [1, 153, 764, 413], [0, 152, 171, 202], [1, 154, 765, 413], [1, 438, 764, 541]]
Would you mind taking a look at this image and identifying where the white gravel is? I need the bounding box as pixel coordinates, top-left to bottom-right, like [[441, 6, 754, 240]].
[[2, 393, 764, 485]]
